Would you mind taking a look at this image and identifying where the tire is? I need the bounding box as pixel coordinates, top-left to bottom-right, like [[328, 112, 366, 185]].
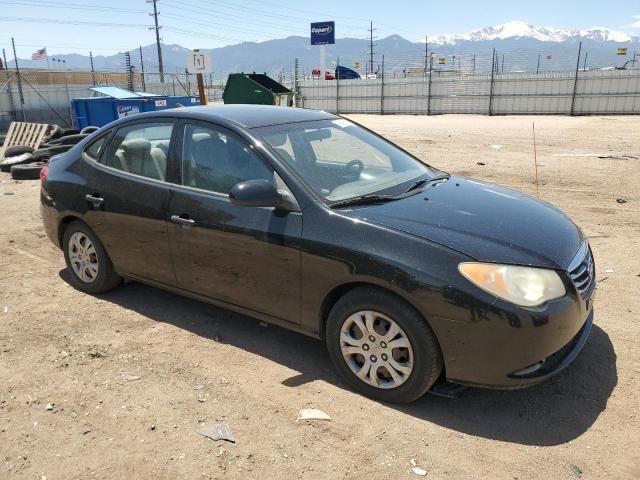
[[0, 152, 34, 172], [325, 286, 443, 403], [45, 124, 64, 141], [62, 221, 122, 294], [57, 134, 88, 146], [80, 126, 99, 134], [10, 162, 46, 180], [3, 145, 34, 159], [32, 145, 72, 161]]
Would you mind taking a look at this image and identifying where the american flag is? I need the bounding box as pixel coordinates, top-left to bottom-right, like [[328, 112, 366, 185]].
[[31, 48, 47, 60]]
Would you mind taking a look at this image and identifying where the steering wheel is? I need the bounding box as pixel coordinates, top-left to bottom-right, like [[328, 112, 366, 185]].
[[342, 159, 364, 179]]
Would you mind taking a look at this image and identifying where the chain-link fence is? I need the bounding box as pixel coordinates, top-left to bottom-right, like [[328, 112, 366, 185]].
[[0, 69, 225, 130]]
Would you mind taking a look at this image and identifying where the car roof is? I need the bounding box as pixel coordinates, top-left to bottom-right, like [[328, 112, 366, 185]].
[[140, 104, 337, 129]]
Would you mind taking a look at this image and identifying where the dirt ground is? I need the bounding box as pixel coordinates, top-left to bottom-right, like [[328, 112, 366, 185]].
[[1, 114, 639, 480]]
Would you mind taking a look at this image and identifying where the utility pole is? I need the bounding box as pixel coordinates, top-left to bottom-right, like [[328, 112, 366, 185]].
[[2, 48, 16, 120], [148, 0, 164, 82], [583, 51, 588, 71], [11, 37, 26, 121], [424, 35, 428, 76], [536, 53, 540, 74], [368, 21, 376, 77], [139, 45, 146, 91], [89, 50, 96, 86]]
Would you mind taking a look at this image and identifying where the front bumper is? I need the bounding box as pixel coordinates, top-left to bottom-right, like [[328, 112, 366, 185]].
[[426, 285, 594, 389], [502, 308, 592, 388]]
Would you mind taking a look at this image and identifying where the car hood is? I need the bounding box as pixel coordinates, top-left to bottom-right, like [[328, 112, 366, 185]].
[[342, 176, 584, 269]]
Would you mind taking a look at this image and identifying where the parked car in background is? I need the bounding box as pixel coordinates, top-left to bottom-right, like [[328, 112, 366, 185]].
[[40, 105, 595, 403]]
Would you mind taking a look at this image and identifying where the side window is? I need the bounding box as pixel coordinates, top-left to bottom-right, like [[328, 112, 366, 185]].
[[101, 122, 172, 181], [181, 124, 272, 194], [84, 134, 107, 161]]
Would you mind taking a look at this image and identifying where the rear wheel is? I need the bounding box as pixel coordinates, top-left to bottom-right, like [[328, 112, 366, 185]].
[[325, 287, 443, 403], [62, 221, 122, 294]]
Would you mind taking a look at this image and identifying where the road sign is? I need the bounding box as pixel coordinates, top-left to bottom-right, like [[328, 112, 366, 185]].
[[186, 49, 212, 74], [438, 58, 446, 65], [311, 21, 335, 45], [353, 62, 360, 69], [617, 48, 628, 56]]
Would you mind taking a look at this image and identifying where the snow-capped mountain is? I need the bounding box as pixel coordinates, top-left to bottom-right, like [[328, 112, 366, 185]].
[[432, 20, 634, 44]]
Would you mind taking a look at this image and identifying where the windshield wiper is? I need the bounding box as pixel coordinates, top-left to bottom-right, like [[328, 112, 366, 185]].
[[330, 174, 452, 209], [402, 174, 450, 194], [330, 194, 399, 209]]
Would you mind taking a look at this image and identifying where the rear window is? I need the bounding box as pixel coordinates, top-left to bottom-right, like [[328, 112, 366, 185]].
[[84, 134, 108, 161]]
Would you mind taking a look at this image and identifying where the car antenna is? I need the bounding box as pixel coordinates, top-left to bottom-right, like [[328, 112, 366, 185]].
[[532, 121, 540, 198]]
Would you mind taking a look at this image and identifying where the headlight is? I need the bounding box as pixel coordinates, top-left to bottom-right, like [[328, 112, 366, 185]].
[[458, 263, 566, 307]]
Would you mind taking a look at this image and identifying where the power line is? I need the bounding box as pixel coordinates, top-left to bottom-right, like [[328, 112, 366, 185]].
[[0, 16, 148, 28], [0, 0, 146, 13]]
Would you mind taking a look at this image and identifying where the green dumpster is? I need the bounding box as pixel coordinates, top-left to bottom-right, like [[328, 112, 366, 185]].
[[223, 73, 295, 106]]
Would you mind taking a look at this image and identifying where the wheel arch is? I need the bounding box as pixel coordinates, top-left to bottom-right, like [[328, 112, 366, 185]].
[[319, 281, 439, 344], [57, 215, 84, 248]]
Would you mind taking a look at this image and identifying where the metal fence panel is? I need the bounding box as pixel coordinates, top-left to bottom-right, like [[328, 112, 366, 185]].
[[298, 70, 640, 116]]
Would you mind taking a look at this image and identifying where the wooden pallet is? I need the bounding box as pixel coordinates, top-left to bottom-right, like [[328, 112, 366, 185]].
[[0, 121, 49, 159]]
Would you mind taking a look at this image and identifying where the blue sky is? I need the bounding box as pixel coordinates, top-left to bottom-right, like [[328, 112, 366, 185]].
[[1, 0, 639, 58]]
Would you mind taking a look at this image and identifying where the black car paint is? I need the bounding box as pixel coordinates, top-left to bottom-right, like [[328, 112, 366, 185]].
[[41, 105, 593, 389]]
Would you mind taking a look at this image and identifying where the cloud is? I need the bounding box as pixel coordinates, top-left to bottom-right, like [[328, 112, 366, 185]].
[[628, 15, 640, 29]]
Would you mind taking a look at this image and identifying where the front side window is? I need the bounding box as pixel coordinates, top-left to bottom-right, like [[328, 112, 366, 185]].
[[102, 122, 172, 181], [254, 118, 439, 202], [181, 123, 272, 194]]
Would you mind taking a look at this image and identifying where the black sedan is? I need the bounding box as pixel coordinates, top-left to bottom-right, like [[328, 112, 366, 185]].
[[40, 105, 595, 403]]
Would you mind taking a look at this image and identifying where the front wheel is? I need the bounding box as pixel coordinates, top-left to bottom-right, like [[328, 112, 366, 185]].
[[325, 287, 443, 403], [62, 221, 122, 294]]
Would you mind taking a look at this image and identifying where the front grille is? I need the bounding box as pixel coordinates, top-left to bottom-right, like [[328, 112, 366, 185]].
[[567, 242, 595, 301]]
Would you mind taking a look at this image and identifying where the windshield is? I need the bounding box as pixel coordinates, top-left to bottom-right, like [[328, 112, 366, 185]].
[[253, 118, 441, 202]]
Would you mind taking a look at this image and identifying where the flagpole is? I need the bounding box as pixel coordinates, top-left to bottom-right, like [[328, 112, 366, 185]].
[[45, 48, 54, 86]]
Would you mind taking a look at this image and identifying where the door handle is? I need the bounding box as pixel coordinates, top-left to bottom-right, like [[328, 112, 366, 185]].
[[170, 214, 196, 227], [85, 193, 104, 207]]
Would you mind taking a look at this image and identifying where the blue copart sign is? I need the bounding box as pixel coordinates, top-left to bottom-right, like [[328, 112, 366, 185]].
[[311, 22, 335, 45]]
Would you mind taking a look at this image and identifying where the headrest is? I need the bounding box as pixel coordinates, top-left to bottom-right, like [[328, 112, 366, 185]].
[[121, 138, 151, 154], [192, 132, 212, 143], [193, 136, 227, 161]]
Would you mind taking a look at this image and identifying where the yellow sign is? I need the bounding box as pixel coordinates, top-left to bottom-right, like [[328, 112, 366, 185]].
[[330, 59, 337, 65], [353, 62, 360, 69], [438, 58, 446, 65], [431, 53, 436, 58], [617, 48, 628, 55]]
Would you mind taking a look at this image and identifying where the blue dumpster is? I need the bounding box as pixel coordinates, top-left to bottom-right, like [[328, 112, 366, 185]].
[[72, 86, 200, 129]]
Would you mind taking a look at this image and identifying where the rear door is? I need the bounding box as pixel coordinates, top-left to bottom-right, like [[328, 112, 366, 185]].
[[167, 121, 302, 324], [82, 120, 176, 285]]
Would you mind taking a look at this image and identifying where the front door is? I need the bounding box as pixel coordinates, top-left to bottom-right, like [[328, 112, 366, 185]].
[[167, 122, 302, 324], [83, 120, 176, 285]]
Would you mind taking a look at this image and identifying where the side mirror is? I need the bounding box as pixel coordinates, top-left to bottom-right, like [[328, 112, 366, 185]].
[[229, 179, 298, 211]]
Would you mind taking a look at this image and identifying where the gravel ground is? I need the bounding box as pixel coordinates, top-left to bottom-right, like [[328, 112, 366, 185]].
[[1, 114, 639, 479]]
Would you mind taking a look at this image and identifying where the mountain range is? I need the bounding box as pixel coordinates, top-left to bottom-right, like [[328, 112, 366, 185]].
[[7, 21, 640, 78]]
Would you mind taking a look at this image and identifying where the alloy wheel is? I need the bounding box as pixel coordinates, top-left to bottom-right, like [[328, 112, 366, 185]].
[[68, 231, 99, 283], [340, 310, 414, 389]]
